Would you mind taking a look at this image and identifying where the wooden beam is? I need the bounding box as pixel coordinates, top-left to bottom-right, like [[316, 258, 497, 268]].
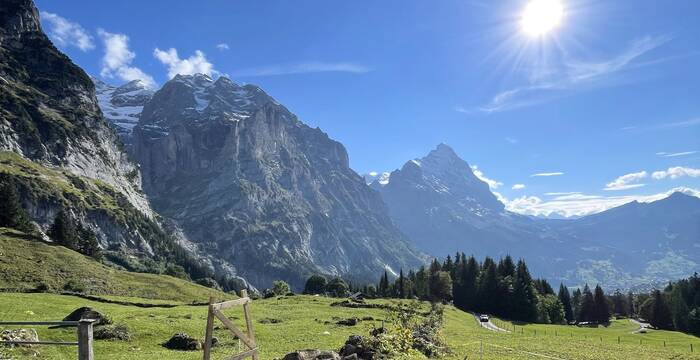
[[211, 297, 250, 311], [0, 340, 79, 346], [241, 289, 259, 360], [77, 319, 94, 360], [0, 321, 79, 326], [223, 348, 258, 360], [203, 296, 215, 360], [212, 310, 255, 350]]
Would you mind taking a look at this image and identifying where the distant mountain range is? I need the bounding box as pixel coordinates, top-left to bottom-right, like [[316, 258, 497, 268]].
[[368, 144, 700, 289]]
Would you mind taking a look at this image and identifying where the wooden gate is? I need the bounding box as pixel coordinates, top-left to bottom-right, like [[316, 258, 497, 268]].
[[203, 289, 258, 360]]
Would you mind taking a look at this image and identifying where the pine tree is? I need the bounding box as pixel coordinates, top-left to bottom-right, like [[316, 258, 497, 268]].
[[48, 210, 79, 251], [579, 284, 595, 322], [78, 226, 101, 259], [461, 256, 479, 311], [398, 268, 406, 298], [512, 259, 538, 322], [572, 288, 583, 321], [0, 176, 32, 232], [650, 289, 673, 330], [593, 285, 610, 324], [477, 260, 499, 314], [558, 283, 574, 323], [497, 255, 516, 278], [670, 285, 689, 331], [627, 291, 636, 316]]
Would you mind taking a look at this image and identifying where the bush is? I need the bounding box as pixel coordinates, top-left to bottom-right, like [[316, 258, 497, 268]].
[[63, 279, 86, 293], [94, 324, 131, 341], [326, 277, 349, 298], [271, 280, 291, 296]]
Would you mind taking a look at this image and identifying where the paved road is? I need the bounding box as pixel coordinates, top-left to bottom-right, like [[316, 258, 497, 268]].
[[474, 313, 509, 332]]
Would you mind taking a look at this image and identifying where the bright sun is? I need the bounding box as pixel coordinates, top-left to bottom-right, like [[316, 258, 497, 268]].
[[521, 0, 564, 37]]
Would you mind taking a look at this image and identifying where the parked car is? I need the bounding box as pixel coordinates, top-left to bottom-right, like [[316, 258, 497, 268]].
[[479, 315, 489, 322]]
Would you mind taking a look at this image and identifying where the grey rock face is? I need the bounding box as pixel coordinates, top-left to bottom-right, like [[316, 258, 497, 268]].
[[93, 78, 154, 147], [133, 74, 424, 288]]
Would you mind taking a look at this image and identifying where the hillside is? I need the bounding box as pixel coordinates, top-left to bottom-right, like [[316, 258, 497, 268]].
[[0, 293, 698, 359], [0, 228, 226, 302]]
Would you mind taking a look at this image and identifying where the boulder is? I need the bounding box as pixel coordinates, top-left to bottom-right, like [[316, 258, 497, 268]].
[[61, 307, 111, 326], [336, 318, 360, 326], [162, 333, 201, 351], [1, 329, 39, 347], [282, 349, 341, 360], [338, 335, 381, 360], [94, 324, 131, 341]]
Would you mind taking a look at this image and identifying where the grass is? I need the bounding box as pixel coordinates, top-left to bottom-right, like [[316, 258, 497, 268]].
[[0, 228, 227, 303], [1, 293, 698, 360]]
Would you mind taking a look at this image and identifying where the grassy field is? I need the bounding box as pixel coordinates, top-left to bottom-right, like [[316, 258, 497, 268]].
[[0, 229, 228, 303], [1, 293, 699, 359]]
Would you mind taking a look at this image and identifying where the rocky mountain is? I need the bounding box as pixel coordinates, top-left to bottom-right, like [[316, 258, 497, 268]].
[[93, 78, 154, 147], [131, 74, 424, 288], [0, 0, 220, 286], [372, 144, 700, 289]]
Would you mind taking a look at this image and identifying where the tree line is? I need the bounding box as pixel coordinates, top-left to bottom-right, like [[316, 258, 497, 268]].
[[629, 274, 700, 335], [364, 254, 612, 325]]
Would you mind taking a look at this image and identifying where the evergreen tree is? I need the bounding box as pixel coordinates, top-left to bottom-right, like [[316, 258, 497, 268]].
[[461, 256, 479, 311], [78, 226, 101, 259], [512, 259, 538, 322], [398, 268, 406, 298], [593, 285, 610, 324], [558, 283, 574, 323], [650, 290, 673, 330], [477, 260, 499, 314], [415, 266, 429, 300], [0, 176, 32, 232], [627, 291, 636, 316], [611, 289, 628, 317], [429, 271, 453, 302], [572, 288, 583, 321], [579, 284, 595, 322], [379, 270, 389, 297], [497, 255, 516, 278], [670, 285, 689, 331], [48, 210, 79, 251]]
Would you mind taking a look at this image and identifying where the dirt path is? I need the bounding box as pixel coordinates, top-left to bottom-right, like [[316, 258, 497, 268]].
[[473, 313, 509, 332]]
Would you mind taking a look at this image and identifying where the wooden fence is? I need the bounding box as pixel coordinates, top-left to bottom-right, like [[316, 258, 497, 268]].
[[0, 319, 95, 360], [203, 289, 258, 360]]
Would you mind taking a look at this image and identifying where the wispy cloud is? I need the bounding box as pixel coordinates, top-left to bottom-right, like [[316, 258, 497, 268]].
[[154, 48, 216, 79], [656, 151, 698, 157], [232, 62, 371, 77], [216, 43, 230, 51], [475, 36, 671, 113], [512, 184, 526, 190], [625, 118, 700, 132], [530, 172, 564, 177], [40, 12, 94, 51], [652, 167, 700, 180], [470, 165, 503, 189], [97, 29, 155, 88], [505, 187, 700, 218], [544, 191, 581, 196], [604, 170, 647, 191]]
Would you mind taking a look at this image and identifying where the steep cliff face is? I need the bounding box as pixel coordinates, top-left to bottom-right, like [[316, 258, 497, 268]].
[[0, 0, 148, 214], [0, 0, 224, 285], [133, 74, 424, 288]]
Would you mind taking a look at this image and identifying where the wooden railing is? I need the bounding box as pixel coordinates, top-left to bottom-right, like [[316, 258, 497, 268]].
[[0, 319, 95, 360], [203, 289, 258, 360]]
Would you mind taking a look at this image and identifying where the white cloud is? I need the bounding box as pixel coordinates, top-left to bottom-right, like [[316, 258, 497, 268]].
[[512, 184, 526, 190], [656, 151, 698, 157], [231, 62, 371, 77], [604, 171, 647, 191], [651, 167, 700, 180], [530, 172, 564, 177], [153, 48, 216, 79], [40, 12, 94, 51], [470, 165, 503, 189], [216, 43, 230, 51], [626, 118, 700, 132], [476, 36, 671, 113], [544, 191, 581, 196], [505, 187, 700, 218], [97, 29, 155, 88]]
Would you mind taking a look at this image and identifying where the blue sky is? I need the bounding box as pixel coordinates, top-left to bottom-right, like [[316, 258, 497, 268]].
[[36, 0, 699, 217]]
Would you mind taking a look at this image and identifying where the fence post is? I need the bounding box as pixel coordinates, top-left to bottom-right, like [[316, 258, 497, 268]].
[[77, 319, 94, 360], [203, 296, 215, 360], [691, 343, 693, 352], [618, 336, 620, 344], [241, 289, 259, 360]]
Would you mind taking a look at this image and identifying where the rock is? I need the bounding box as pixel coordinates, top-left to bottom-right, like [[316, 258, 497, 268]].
[[61, 307, 111, 326], [162, 333, 201, 351], [281, 349, 341, 360], [258, 318, 282, 324], [330, 301, 387, 310], [94, 324, 131, 341], [336, 318, 360, 326], [1, 328, 39, 347], [338, 335, 381, 360]]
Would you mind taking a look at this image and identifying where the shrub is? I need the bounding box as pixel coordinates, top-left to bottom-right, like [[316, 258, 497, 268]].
[[303, 275, 327, 295], [63, 279, 86, 293], [326, 277, 349, 298], [271, 280, 291, 296]]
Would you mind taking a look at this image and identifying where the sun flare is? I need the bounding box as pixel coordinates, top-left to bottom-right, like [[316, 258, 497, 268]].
[[521, 0, 564, 37]]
